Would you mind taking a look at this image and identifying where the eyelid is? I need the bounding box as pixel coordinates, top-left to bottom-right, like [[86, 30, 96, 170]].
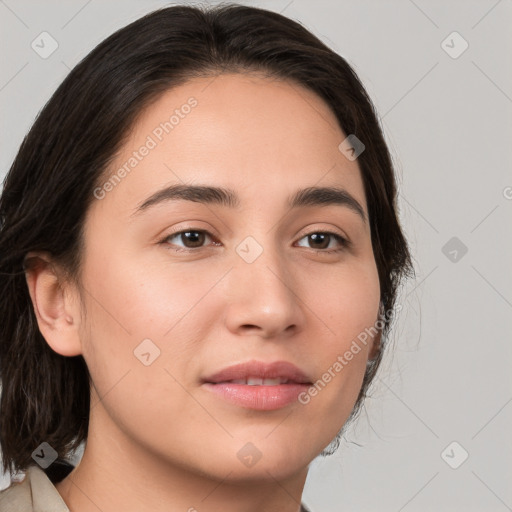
[[295, 230, 350, 251], [159, 222, 219, 240], [163, 227, 217, 242], [296, 224, 350, 243], [159, 225, 351, 252]]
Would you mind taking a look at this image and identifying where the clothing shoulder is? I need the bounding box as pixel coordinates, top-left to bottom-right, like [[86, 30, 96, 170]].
[[0, 464, 70, 512], [0, 470, 33, 512]]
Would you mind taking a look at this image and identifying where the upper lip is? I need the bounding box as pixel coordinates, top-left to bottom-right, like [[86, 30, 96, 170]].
[[202, 360, 312, 384]]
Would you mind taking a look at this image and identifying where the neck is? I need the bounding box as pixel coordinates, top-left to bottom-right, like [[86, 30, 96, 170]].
[[55, 405, 309, 512]]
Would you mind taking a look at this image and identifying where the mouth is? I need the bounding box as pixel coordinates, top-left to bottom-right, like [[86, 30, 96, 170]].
[[201, 360, 313, 411], [223, 377, 292, 385]]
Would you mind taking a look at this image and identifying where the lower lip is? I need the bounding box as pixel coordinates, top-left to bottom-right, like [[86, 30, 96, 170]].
[[202, 382, 310, 410]]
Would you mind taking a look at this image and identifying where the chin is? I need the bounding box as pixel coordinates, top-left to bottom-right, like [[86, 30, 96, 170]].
[[170, 436, 313, 484], [227, 434, 321, 481]]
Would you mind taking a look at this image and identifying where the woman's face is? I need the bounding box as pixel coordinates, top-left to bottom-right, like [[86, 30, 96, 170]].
[[74, 73, 380, 480]]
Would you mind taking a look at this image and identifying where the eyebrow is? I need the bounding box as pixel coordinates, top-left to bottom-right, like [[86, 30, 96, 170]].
[[133, 184, 367, 223]]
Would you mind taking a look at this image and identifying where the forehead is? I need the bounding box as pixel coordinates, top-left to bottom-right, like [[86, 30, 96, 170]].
[[96, 72, 367, 214]]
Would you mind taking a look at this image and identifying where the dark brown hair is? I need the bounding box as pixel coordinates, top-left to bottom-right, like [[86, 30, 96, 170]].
[[0, 3, 414, 477]]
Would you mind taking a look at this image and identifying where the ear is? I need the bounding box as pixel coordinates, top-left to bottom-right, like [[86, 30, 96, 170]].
[[24, 252, 83, 357], [368, 329, 382, 361], [368, 302, 385, 361]]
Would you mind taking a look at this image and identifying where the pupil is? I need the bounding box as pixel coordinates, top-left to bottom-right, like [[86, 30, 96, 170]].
[[310, 233, 329, 249], [182, 231, 204, 247]]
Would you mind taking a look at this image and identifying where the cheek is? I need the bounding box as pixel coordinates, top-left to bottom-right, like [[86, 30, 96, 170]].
[[77, 253, 218, 433], [81, 246, 213, 334], [78, 248, 223, 387], [304, 256, 381, 348], [296, 258, 380, 423]]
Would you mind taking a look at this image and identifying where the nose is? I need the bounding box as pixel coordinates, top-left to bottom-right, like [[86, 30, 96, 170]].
[[223, 246, 305, 339]]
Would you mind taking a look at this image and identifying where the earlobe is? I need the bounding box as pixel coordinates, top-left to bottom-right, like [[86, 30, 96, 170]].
[[368, 302, 385, 361], [368, 329, 382, 361], [24, 252, 83, 357]]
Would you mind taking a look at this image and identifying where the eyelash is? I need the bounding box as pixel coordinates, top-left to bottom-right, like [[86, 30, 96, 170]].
[[159, 228, 350, 254]]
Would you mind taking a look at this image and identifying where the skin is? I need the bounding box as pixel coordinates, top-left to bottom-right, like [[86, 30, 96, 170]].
[[25, 73, 381, 512]]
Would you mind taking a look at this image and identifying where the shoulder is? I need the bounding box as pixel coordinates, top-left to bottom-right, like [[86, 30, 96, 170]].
[[0, 464, 70, 512], [0, 468, 34, 512]]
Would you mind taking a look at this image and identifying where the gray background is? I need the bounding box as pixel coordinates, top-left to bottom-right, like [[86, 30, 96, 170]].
[[1, 1, 511, 511]]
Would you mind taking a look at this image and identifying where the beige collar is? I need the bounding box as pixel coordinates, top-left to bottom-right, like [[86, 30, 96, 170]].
[[0, 464, 69, 512]]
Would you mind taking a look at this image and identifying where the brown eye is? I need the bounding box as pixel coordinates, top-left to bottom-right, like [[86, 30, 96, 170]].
[[180, 231, 205, 248], [308, 233, 330, 249], [164, 230, 214, 249], [296, 232, 348, 251]]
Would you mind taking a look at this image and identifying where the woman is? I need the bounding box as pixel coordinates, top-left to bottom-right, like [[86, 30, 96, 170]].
[[0, 4, 413, 511]]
